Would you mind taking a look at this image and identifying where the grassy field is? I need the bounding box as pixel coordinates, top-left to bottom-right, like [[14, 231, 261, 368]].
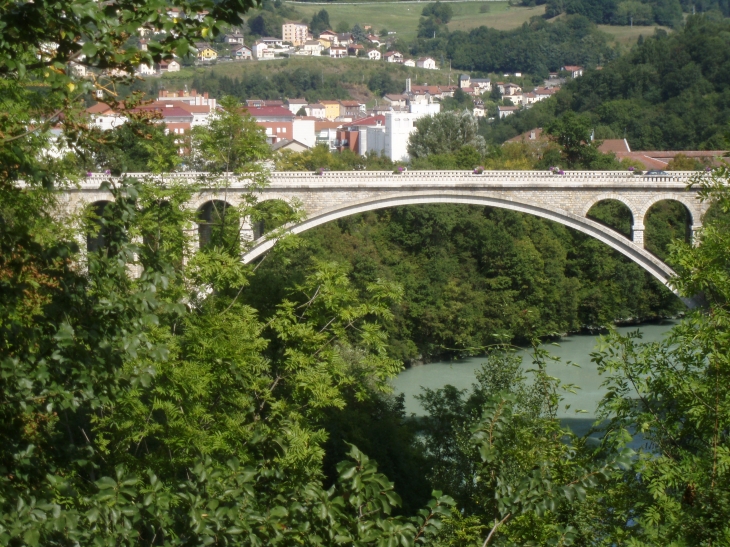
[[597, 23, 671, 46], [281, 1, 542, 42]]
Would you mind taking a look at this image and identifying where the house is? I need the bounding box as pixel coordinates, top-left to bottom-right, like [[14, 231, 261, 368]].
[[306, 103, 326, 118], [471, 78, 491, 93], [336, 115, 385, 154], [283, 23, 309, 46], [561, 65, 584, 78], [336, 33, 353, 46], [382, 94, 407, 108], [498, 82, 522, 96], [195, 43, 218, 61], [176, 103, 214, 127], [403, 59, 415, 67], [230, 44, 252, 60], [156, 59, 181, 73], [319, 100, 341, 120], [286, 98, 308, 115], [367, 34, 381, 46], [348, 44, 365, 57], [315, 120, 343, 150], [498, 106, 519, 118], [158, 89, 216, 109], [319, 30, 338, 45], [303, 40, 323, 56], [86, 102, 127, 131], [135, 63, 155, 76], [246, 99, 284, 108], [224, 32, 245, 44], [339, 100, 365, 118], [271, 139, 311, 153], [522, 92, 538, 106], [473, 100, 485, 117], [292, 117, 317, 147], [367, 49, 381, 61], [459, 74, 471, 88], [244, 106, 295, 144], [252, 41, 274, 60], [416, 57, 437, 69], [383, 51, 403, 63], [262, 37, 283, 48], [534, 86, 558, 101], [328, 46, 348, 58]]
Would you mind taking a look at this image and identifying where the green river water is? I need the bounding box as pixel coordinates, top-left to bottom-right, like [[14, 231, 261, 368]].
[[391, 320, 677, 436]]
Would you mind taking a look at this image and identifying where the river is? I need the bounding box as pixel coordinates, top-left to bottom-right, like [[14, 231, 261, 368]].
[[391, 321, 677, 436]]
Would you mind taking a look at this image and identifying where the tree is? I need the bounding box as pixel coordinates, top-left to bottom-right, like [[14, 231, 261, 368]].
[[544, 111, 619, 169], [336, 21, 351, 34], [592, 166, 730, 544], [0, 0, 458, 544], [408, 111, 486, 159], [310, 9, 331, 35], [248, 11, 284, 38], [351, 23, 367, 42], [368, 71, 402, 96], [422, 1, 455, 23]]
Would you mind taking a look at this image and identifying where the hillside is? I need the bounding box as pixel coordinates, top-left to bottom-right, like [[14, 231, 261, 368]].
[[144, 56, 457, 104], [485, 15, 730, 150], [286, 1, 545, 42]]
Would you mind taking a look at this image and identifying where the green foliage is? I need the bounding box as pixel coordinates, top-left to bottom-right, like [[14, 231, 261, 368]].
[[421, 2, 455, 24], [494, 16, 730, 150], [310, 9, 331, 36], [415, 348, 634, 546], [413, 15, 617, 75], [368, 71, 402, 96], [585, 166, 730, 544], [247, 10, 284, 38], [408, 111, 486, 159], [247, 201, 683, 362], [544, 111, 621, 169]]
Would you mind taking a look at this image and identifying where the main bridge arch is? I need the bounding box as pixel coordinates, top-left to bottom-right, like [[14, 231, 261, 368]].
[[243, 191, 675, 285]]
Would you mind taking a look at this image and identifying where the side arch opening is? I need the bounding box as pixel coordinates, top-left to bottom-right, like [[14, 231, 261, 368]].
[[197, 200, 238, 250], [85, 200, 113, 254], [585, 199, 633, 239], [644, 199, 693, 262], [250, 199, 295, 240]]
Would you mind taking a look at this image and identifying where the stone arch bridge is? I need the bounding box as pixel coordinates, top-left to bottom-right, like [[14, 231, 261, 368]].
[[64, 170, 707, 294]]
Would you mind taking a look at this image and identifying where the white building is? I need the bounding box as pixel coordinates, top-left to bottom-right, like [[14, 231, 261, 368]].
[[253, 41, 274, 60], [86, 102, 127, 131], [416, 57, 437, 70], [367, 49, 381, 61], [137, 63, 156, 75], [498, 106, 519, 119], [365, 111, 434, 162], [292, 118, 316, 148], [328, 46, 348, 58], [303, 40, 323, 56], [287, 99, 308, 115], [384, 51, 403, 63]]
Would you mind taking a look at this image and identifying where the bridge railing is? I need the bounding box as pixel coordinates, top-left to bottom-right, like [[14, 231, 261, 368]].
[[57, 170, 700, 189]]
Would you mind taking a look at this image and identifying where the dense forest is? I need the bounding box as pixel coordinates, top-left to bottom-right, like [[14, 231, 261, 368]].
[[486, 15, 730, 150], [412, 14, 619, 75], [244, 203, 685, 363]]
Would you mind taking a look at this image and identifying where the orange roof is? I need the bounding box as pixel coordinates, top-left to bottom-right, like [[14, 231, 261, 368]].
[[315, 120, 343, 130], [86, 102, 117, 115]]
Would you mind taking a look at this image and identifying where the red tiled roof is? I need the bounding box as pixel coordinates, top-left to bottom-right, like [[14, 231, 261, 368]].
[[243, 106, 294, 118]]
